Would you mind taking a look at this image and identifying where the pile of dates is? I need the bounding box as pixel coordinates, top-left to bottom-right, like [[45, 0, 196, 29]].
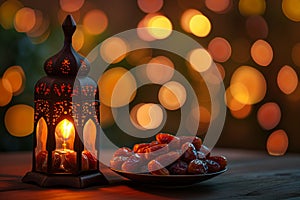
[[110, 133, 227, 175]]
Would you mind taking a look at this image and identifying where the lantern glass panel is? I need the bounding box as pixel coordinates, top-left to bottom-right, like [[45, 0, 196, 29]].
[[35, 117, 48, 172]]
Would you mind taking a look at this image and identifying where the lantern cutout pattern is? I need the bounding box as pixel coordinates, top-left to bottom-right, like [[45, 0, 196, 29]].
[[22, 15, 108, 188]]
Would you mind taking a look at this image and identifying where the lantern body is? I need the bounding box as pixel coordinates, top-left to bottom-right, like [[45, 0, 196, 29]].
[[22, 15, 108, 188]]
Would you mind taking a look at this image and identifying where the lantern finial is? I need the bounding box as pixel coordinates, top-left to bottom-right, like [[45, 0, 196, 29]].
[[62, 15, 76, 44]]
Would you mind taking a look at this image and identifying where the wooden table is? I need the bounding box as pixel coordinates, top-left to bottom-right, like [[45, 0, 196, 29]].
[[1, 149, 299, 200]]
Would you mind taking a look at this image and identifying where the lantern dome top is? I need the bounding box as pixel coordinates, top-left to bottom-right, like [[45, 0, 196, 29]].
[[43, 15, 90, 77]]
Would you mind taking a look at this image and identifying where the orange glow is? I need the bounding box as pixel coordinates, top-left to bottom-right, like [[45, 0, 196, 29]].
[[292, 43, 300, 67], [72, 25, 84, 51], [83, 9, 108, 35], [147, 15, 173, 39], [189, 14, 211, 37], [59, 0, 84, 12], [246, 16, 268, 39], [0, 0, 23, 29], [267, 130, 288, 156], [208, 37, 232, 62], [0, 78, 13, 106], [230, 66, 267, 104], [100, 104, 114, 128], [158, 81, 187, 110], [136, 103, 163, 129], [192, 106, 211, 124], [225, 87, 246, 111], [3, 65, 25, 95], [27, 10, 50, 41], [277, 65, 298, 95], [137, 14, 156, 41], [137, 0, 163, 13], [205, 0, 232, 13], [146, 56, 174, 84], [251, 39, 273, 66], [257, 102, 281, 130], [4, 104, 34, 137], [98, 67, 137, 108], [14, 7, 36, 33], [180, 9, 201, 33], [57, 119, 74, 141], [239, 0, 266, 16], [188, 48, 212, 72], [130, 103, 145, 130], [100, 37, 128, 64], [282, 0, 300, 22], [230, 104, 252, 119]]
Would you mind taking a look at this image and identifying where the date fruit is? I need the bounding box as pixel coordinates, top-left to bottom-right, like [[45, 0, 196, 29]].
[[156, 133, 180, 150], [113, 147, 133, 157], [208, 155, 227, 170], [148, 160, 170, 175], [155, 151, 181, 167], [168, 160, 188, 175], [145, 143, 169, 160], [205, 159, 221, 173], [181, 142, 197, 163], [121, 154, 144, 172], [179, 136, 202, 151], [110, 156, 129, 170], [188, 159, 208, 174]]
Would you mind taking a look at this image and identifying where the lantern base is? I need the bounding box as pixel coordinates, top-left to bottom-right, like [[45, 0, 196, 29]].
[[22, 171, 108, 188]]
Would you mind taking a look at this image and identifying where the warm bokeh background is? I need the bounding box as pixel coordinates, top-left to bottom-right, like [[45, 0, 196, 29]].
[[0, 0, 299, 154]]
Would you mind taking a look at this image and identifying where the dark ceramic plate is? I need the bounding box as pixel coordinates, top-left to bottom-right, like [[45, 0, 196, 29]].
[[110, 168, 227, 186]]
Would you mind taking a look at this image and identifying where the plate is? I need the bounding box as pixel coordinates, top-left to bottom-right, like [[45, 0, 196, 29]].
[[110, 168, 227, 186]]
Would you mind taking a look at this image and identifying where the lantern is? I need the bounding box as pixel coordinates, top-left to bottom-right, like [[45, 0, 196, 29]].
[[22, 15, 108, 188]]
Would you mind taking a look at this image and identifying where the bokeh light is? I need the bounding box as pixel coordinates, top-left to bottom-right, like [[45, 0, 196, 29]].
[[267, 129, 289, 156], [277, 65, 298, 95], [0, 0, 23, 29], [3, 65, 25, 95], [137, 0, 163, 13], [239, 0, 266, 16], [126, 40, 152, 66], [208, 37, 232, 62], [189, 14, 211, 37], [230, 66, 267, 104], [225, 87, 247, 111], [59, 0, 84, 13], [282, 0, 300, 22], [158, 81, 187, 110], [100, 104, 114, 128], [4, 104, 34, 137], [72, 25, 84, 51], [180, 9, 201, 33], [136, 103, 164, 129], [137, 14, 156, 41], [251, 39, 273, 66], [26, 10, 50, 43], [83, 9, 108, 35], [0, 78, 13, 107], [146, 56, 174, 84], [230, 104, 252, 119], [292, 43, 300, 67], [147, 15, 173, 39], [14, 7, 36, 33], [98, 67, 137, 108], [205, 0, 232, 13], [246, 15, 268, 39], [100, 37, 128, 64], [188, 48, 212, 72], [257, 102, 281, 130]]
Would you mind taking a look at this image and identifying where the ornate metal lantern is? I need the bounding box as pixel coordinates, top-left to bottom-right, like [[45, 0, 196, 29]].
[[22, 15, 108, 188]]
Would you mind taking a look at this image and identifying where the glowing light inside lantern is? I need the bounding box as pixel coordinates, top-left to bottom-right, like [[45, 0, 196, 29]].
[[56, 119, 75, 151]]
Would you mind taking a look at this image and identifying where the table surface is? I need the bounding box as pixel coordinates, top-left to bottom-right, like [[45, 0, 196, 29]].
[[0, 149, 300, 200]]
